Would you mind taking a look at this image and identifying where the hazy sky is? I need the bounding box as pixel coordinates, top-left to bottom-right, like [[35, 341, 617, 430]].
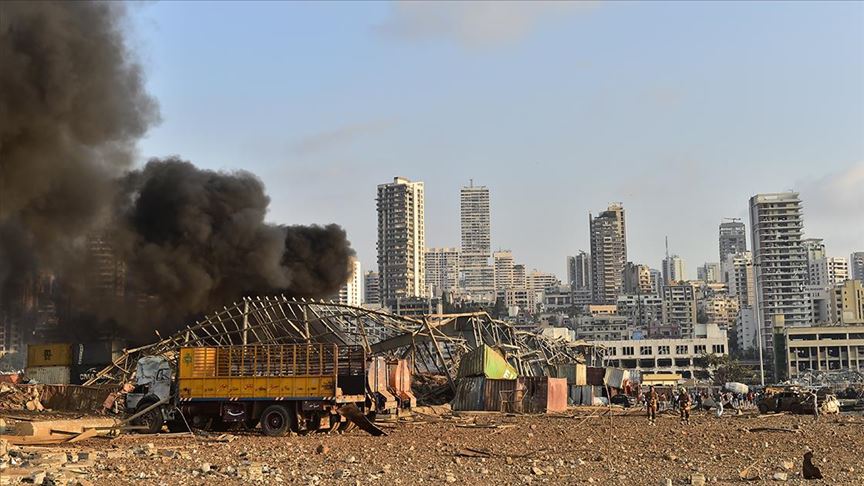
[[130, 1, 864, 281]]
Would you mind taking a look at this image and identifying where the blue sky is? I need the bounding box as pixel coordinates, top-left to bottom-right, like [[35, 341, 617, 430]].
[[129, 1, 864, 280]]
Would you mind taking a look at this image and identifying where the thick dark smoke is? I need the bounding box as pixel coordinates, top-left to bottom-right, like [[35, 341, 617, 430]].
[[0, 2, 355, 341], [0, 1, 158, 298], [116, 158, 354, 322]]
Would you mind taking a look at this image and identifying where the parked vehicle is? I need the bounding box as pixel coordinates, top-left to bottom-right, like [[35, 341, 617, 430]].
[[126, 344, 383, 436]]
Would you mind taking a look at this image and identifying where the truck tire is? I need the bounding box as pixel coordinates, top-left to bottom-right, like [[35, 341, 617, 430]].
[[133, 398, 164, 434], [757, 403, 768, 414], [260, 405, 291, 437]]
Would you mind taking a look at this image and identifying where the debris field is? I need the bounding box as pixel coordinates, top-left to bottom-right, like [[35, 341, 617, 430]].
[[2, 408, 863, 485]]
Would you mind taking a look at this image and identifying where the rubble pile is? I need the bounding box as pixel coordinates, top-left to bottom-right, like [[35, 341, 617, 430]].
[[786, 369, 864, 388], [0, 384, 43, 411]]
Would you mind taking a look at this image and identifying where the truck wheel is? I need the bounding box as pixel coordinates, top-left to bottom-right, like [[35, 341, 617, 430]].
[[133, 398, 164, 434], [757, 403, 768, 414], [260, 405, 291, 437]]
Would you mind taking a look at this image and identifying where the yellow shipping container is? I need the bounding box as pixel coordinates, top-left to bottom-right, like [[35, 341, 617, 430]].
[[27, 343, 72, 367]]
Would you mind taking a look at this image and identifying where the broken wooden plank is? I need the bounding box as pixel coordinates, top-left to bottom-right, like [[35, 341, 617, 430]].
[[67, 428, 100, 443], [16, 418, 118, 437]]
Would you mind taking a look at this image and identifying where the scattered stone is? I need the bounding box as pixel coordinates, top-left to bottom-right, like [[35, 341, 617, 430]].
[[200, 462, 212, 474], [445, 473, 457, 483], [531, 466, 544, 476], [772, 472, 788, 481], [660, 480, 673, 486], [740, 468, 760, 481], [316, 444, 329, 455], [690, 473, 706, 486], [780, 460, 794, 471]]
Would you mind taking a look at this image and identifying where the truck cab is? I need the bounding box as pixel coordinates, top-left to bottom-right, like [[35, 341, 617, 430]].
[[127, 355, 176, 433]]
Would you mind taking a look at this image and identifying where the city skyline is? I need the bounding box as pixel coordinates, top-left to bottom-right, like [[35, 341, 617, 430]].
[[130, 2, 864, 280]]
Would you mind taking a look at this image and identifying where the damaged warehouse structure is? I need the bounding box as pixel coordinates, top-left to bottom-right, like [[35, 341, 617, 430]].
[[78, 296, 600, 433]]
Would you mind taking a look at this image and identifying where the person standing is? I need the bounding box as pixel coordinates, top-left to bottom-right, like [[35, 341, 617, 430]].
[[647, 386, 659, 426], [810, 391, 819, 422], [678, 388, 692, 425]]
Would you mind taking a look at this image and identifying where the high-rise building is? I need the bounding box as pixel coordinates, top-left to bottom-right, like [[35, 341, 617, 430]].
[[723, 252, 756, 307], [566, 251, 591, 290], [749, 192, 810, 357], [493, 250, 515, 291], [662, 283, 698, 338], [86, 235, 126, 301], [363, 270, 380, 305], [425, 247, 460, 297], [662, 255, 686, 285], [719, 221, 747, 263], [851, 252, 864, 283], [623, 262, 652, 295], [697, 262, 722, 283], [337, 259, 362, 306], [808, 257, 849, 288], [459, 183, 494, 299], [377, 177, 426, 307], [589, 203, 626, 304]]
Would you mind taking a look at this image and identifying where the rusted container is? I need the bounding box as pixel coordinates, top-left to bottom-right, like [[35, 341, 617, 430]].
[[452, 377, 518, 412], [517, 376, 568, 413], [27, 343, 73, 367], [483, 378, 518, 412]]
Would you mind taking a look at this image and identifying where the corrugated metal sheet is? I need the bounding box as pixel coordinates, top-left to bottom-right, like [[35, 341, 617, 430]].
[[586, 367, 605, 386], [452, 376, 486, 411], [452, 377, 519, 412], [603, 368, 629, 388], [555, 364, 587, 386], [25, 366, 71, 385], [457, 345, 518, 379], [27, 344, 72, 367]]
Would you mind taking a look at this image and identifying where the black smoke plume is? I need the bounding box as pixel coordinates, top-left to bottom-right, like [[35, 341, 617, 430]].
[[115, 158, 354, 324], [0, 1, 158, 298], [0, 2, 355, 341]]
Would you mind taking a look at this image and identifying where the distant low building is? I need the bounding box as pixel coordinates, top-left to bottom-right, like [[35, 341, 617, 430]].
[[783, 325, 864, 381], [596, 323, 728, 379]]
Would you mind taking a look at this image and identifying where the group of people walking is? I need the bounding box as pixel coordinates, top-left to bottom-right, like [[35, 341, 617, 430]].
[[641, 385, 756, 424]]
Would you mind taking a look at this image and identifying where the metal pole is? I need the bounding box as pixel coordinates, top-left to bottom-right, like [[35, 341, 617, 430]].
[[752, 263, 765, 386], [242, 299, 249, 345]]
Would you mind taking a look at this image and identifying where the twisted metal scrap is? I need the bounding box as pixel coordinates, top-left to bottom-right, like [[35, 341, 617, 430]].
[[85, 296, 595, 387]]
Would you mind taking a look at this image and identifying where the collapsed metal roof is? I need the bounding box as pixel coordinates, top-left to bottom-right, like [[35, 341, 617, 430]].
[[85, 296, 596, 388]]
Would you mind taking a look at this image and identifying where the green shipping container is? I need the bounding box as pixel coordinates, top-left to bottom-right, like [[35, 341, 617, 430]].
[[457, 345, 518, 379]]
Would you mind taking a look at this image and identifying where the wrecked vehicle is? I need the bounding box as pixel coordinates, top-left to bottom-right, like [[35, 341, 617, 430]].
[[127, 344, 385, 436], [756, 387, 840, 415]]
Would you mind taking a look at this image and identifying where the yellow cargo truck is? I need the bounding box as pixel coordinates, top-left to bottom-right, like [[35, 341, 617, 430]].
[[127, 344, 375, 436]]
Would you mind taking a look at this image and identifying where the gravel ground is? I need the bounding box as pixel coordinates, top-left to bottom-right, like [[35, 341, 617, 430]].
[[3, 409, 863, 485]]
